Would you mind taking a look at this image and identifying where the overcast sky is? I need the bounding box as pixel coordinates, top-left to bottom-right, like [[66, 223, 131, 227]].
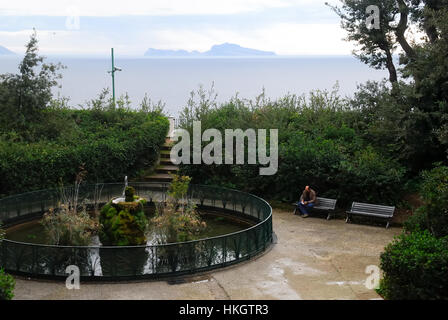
[[0, 0, 355, 57]]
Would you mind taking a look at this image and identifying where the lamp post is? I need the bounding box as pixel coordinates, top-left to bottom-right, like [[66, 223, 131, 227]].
[[108, 48, 122, 105]]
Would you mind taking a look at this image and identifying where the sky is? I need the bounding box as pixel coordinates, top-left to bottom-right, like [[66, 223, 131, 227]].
[[0, 0, 355, 57]]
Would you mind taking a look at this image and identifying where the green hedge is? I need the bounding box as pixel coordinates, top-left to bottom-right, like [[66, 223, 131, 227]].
[[0, 110, 169, 196], [379, 230, 448, 300], [178, 91, 405, 206]]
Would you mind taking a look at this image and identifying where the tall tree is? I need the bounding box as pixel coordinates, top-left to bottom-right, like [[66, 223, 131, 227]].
[[328, 0, 402, 84], [0, 30, 64, 134]]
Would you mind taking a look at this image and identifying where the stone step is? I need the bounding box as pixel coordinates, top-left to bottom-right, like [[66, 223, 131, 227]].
[[144, 173, 173, 183], [161, 143, 174, 151], [156, 165, 179, 173], [160, 150, 171, 159], [160, 158, 175, 165]]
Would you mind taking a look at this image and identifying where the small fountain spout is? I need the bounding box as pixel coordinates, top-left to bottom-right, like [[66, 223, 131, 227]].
[[122, 176, 128, 198]]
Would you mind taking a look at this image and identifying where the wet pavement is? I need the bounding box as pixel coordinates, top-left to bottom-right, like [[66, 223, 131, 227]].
[[13, 209, 400, 300]]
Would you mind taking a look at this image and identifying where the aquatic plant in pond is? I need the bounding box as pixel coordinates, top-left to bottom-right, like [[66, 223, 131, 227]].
[[41, 205, 99, 246], [41, 167, 99, 246], [151, 175, 206, 244]]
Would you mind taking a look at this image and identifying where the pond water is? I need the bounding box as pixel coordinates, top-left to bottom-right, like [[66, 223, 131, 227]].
[[6, 213, 253, 246]]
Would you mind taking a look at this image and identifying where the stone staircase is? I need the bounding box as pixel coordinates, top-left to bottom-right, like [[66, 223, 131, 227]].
[[143, 138, 178, 183]]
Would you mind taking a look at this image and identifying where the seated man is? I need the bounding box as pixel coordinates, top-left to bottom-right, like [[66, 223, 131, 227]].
[[295, 186, 317, 218]]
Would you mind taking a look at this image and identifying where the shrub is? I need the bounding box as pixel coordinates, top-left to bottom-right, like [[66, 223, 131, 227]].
[[0, 268, 15, 300], [41, 205, 99, 246], [178, 88, 405, 205], [379, 230, 448, 300], [403, 209, 428, 234], [418, 164, 448, 238], [0, 111, 169, 196], [150, 175, 206, 243]]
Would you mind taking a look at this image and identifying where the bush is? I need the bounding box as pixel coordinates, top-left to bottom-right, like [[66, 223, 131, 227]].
[[0, 111, 169, 196], [150, 175, 206, 243], [418, 164, 448, 238], [178, 88, 405, 205], [41, 205, 99, 246], [0, 268, 15, 300], [403, 209, 428, 234], [379, 230, 448, 300]]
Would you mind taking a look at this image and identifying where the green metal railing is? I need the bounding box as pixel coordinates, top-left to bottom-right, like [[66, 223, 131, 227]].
[[0, 183, 273, 280]]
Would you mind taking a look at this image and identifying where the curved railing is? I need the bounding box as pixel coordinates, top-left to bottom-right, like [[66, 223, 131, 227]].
[[0, 183, 273, 280]]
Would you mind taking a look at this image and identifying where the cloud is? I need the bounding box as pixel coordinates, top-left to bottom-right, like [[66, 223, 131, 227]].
[[0, 21, 353, 56], [0, 0, 350, 56], [134, 22, 353, 56], [0, 0, 296, 16]]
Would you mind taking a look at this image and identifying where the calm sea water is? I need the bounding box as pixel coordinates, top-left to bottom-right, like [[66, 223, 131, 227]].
[[0, 56, 387, 116]]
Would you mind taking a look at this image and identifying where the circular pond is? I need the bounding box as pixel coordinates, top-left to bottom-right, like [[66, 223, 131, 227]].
[[0, 183, 273, 280], [5, 212, 254, 245]]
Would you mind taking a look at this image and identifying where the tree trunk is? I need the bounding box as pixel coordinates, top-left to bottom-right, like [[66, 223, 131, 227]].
[[395, 0, 416, 59]]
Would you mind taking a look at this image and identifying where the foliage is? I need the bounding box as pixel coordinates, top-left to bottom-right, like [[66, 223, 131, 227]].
[[99, 198, 148, 246], [328, 0, 401, 83], [403, 209, 428, 234], [41, 171, 100, 246], [0, 31, 65, 139], [150, 175, 206, 243], [416, 165, 448, 237], [379, 230, 448, 300], [178, 86, 405, 205], [0, 222, 5, 241], [0, 108, 169, 197], [41, 205, 99, 246], [329, 1, 448, 173], [125, 186, 136, 202], [167, 175, 192, 204], [0, 268, 15, 301], [152, 202, 206, 243]]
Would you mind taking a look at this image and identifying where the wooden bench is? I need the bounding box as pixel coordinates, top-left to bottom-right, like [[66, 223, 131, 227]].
[[346, 202, 395, 229], [293, 197, 338, 220]]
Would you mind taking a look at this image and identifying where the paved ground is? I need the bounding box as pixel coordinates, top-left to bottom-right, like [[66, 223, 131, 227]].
[[13, 209, 401, 300]]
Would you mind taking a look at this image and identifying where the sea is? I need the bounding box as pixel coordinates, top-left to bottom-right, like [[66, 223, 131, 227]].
[[0, 56, 388, 116]]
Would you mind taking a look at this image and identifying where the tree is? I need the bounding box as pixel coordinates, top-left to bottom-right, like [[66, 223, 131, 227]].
[[331, 1, 448, 172], [327, 0, 413, 84], [0, 30, 64, 136]]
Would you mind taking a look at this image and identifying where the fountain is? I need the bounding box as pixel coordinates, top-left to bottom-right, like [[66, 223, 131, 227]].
[[100, 177, 148, 246], [1, 180, 273, 280], [112, 176, 129, 204]]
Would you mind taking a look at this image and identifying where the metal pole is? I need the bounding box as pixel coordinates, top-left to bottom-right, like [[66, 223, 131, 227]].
[[111, 48, 115, 106]]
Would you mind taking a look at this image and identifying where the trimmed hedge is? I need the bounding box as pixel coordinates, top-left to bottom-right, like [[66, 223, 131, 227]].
[[0, 110, 169, 196], [379, 231, 448, 300]]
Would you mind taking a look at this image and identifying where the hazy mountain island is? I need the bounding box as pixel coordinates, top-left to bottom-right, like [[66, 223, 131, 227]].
[[0, 45, 16, 55], [144, 43, 276, 57]]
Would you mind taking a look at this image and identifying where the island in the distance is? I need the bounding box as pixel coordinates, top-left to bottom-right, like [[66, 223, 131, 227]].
[[144, 43, 276, 57], [0, 45, 16, 56]]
